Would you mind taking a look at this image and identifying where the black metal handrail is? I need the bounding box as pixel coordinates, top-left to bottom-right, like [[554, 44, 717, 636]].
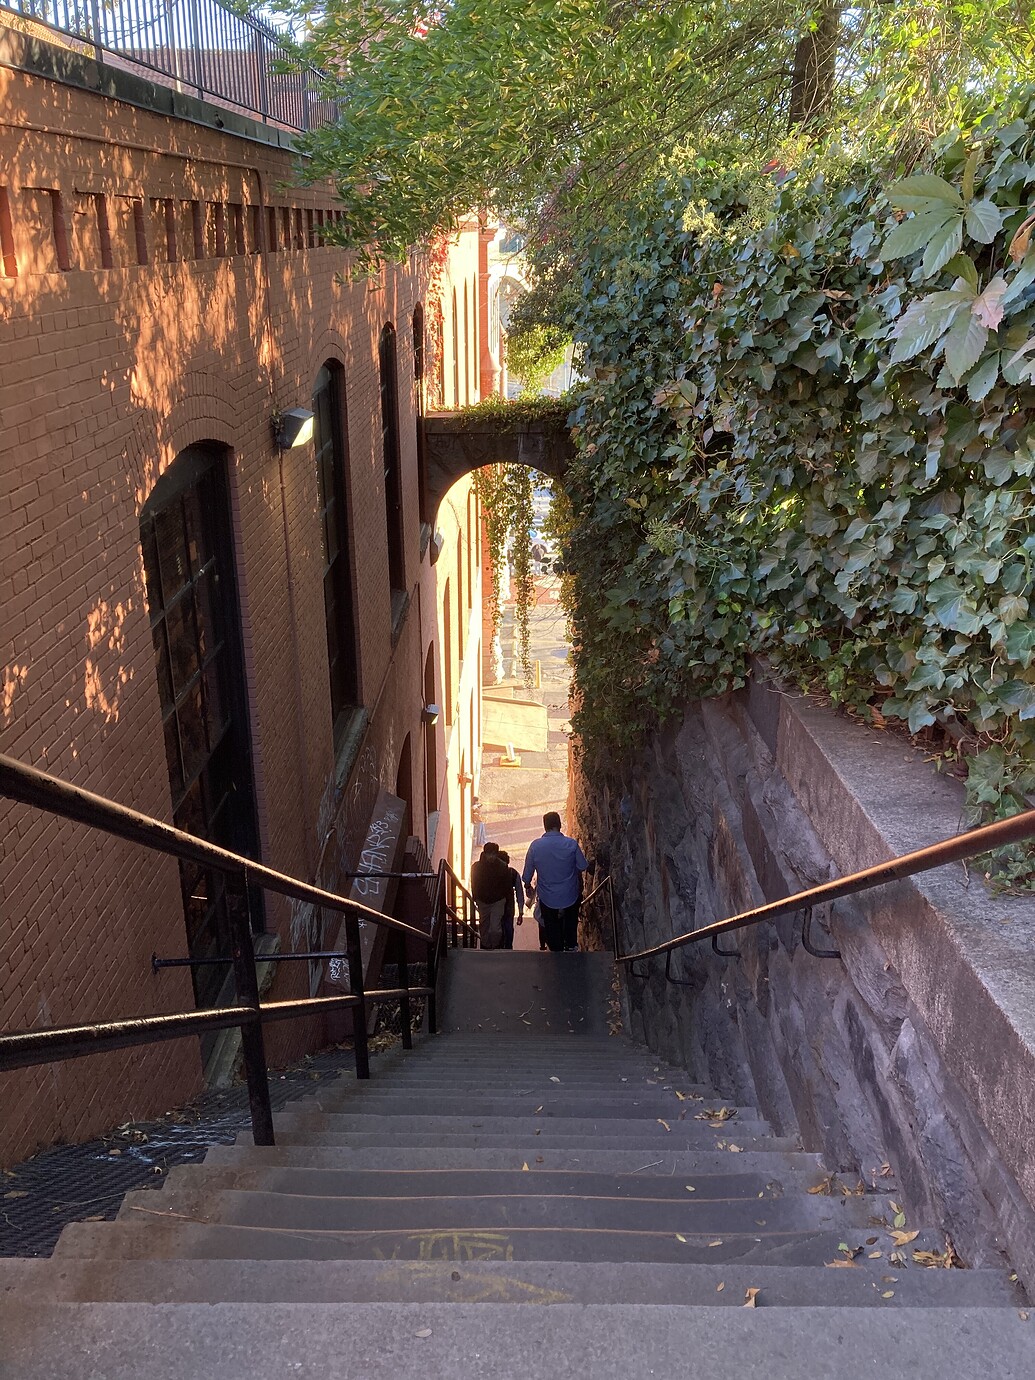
[[612, 807, 1035, 968], [0, 752, 470, 1145], [1, 0, 335, 131]]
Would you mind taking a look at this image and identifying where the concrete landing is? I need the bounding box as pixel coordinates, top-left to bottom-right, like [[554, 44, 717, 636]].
[[438, 951, 613, 1035]]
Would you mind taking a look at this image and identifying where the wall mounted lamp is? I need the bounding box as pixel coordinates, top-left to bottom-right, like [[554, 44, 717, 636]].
[[430, 528, 445, 563], [422, 703, 441, 725], [273, 407, 315, 450]]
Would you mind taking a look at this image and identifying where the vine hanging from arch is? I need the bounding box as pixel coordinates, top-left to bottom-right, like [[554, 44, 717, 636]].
[[475, 463, 537, 687]]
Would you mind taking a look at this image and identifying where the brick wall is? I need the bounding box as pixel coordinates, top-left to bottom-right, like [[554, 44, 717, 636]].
[[0, 46, 485, 1163]]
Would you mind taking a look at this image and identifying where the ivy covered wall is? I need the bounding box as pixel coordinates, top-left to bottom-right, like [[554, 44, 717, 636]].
[[559, 90, 1035, 874]]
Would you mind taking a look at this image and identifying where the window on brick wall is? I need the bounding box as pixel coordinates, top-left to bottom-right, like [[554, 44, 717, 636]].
[[413, 305, 429, 527], [140, 444, 261, 1011], [313, 361, 360, 747], [379, 323, 406, 603]]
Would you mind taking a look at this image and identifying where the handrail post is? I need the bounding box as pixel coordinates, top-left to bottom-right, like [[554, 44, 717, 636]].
[[232, 871, 275, 1146], [344, 913, 370, 1079], [397, 936, 412, 1050]]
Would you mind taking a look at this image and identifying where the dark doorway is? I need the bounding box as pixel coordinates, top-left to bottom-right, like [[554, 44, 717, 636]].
[[140, 444, 261, 1010]]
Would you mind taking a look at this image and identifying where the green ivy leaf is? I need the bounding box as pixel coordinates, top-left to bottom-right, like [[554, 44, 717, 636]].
[[943, 309, 988, 383], [964, 199, 1004, 244]]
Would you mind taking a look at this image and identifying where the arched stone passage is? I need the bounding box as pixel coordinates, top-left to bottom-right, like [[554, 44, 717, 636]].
[[421, 411, 574, 516]]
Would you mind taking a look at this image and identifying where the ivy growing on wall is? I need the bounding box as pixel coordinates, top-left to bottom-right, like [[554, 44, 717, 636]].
[[558, 90, 1035, 879]]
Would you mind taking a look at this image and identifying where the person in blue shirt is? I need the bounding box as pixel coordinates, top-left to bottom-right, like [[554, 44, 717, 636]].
[[522, 811, 588, 952]]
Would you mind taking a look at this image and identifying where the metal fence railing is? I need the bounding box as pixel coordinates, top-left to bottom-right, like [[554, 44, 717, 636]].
[[2, 0, 336, 131]]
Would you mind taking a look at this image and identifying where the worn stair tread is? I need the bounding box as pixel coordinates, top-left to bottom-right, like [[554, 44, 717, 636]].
[[287, 1096, 761, 1122], [8, 1301, 1035, 1380], [202, 1144, 827, 1175], [51, 1219, 948, 1265], [116, 1184, 889, 1234], [0, 1257, 1021, 1308], [252, 1128, 800, 1152], [270, 1110, 776, 1138], [159, 1164, 832, 1200]]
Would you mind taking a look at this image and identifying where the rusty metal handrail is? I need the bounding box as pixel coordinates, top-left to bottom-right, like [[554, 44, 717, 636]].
[[615, 807, 1035, 967], [0, 754, 431, 944], [0, 751, 443, 1144]]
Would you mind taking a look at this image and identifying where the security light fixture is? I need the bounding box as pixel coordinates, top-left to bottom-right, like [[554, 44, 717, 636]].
[[430, 528, 445, 563], [273, 407, 315, 450], [422, 703, 441, 724]]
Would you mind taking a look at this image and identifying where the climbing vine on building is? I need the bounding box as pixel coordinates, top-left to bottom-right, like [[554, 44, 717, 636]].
[[557, 90, 1035, 880]]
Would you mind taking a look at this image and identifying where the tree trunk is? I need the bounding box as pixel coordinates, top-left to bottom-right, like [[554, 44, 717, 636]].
[[788, 1, 841, 130]]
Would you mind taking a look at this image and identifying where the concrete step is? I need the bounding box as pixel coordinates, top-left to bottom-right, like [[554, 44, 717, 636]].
[[1, 1257, 1021, 1308], [115, 1185, 889, 1235], [200, 1143, 829, 1177], [269, 1110, 778, 1141], [288, 1095, 761, 1122], [8, 1303, 1035, 1380], [158, 1164, 831, 1201], [254, 1127, 799, 1153], [53, 1219, 942, 1266], [339, 1073, 715, 1092]]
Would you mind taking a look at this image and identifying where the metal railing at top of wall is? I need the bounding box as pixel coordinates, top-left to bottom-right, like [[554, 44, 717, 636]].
[[0, 752, 478, 1147], [1, 0, 336, 131], [584, 806, 1035, 981]]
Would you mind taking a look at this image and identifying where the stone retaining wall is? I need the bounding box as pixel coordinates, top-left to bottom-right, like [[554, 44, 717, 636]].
[[573, 676, 1035, 1289]]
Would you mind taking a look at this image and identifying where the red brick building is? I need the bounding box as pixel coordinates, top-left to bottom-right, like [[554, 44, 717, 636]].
[[0, 19, 490, 1165]]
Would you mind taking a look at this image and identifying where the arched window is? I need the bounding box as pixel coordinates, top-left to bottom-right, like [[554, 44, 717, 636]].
[[463, 281, 470, 404], [467, 489, 476, 608], [140, 443, 261, 1010], [412, 305, 429, 526], [313, 361, 358, 745], [379, 324, 406, 599], [451, 288, 459, 406], [456, 536, 465, 662], [444, 578, 453, 724], [423, 644, 438, 823]]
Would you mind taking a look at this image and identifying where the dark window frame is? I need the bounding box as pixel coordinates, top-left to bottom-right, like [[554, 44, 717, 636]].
[[313, 361, 360, 747], [379, 323, 407, 597]]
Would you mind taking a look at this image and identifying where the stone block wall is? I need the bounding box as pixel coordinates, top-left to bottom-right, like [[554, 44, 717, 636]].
[[574, 676, 1035, 1290]]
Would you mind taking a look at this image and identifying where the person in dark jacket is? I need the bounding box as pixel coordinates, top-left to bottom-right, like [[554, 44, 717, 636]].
[[471, 842, 510, 949], [498, 850, 524, 949]]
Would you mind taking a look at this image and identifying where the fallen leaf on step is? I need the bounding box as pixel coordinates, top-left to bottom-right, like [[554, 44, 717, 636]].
[[889, 1229, 919, 1247], [696, 1107, 736, 1123], [808, 1176, 834, 1196], [535, 1106, 544, 1114], [716, 1282, 725, 1292], [657, 1119, 671, 1132], [3, 1191, 28, 1199], [84, 1214, 105, 1222], [414, 1328, 433, 1339], [743, 1288, 760, 1308], [685, 1185, 696, 1193], [675, 1233, 687, 1243], [1019, 1311, 1030, 1322], [521, 1162, 530, 1172], [868, 1251, 882, 1259], [727, 1144, 743, 1153], [881, 1291, 895, 1299], [550, 1076, 561, 1083], [825, 1260, 859, 1269], [708, 1239, 723, 1248], [892, 1211, 907, 1228]]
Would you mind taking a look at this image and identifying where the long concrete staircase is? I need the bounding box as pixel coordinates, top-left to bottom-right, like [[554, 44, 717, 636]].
[[2, 952, 1033, 1377]]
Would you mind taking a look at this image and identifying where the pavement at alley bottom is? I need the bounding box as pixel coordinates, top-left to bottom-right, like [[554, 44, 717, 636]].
[[475, 572, 574, 952]]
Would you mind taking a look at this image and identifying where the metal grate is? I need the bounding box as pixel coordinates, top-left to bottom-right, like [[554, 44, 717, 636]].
[[0, 1042, 370, 1258]]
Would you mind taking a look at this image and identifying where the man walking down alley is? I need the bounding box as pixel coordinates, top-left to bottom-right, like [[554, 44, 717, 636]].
[[522, 812, 588, 952]]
